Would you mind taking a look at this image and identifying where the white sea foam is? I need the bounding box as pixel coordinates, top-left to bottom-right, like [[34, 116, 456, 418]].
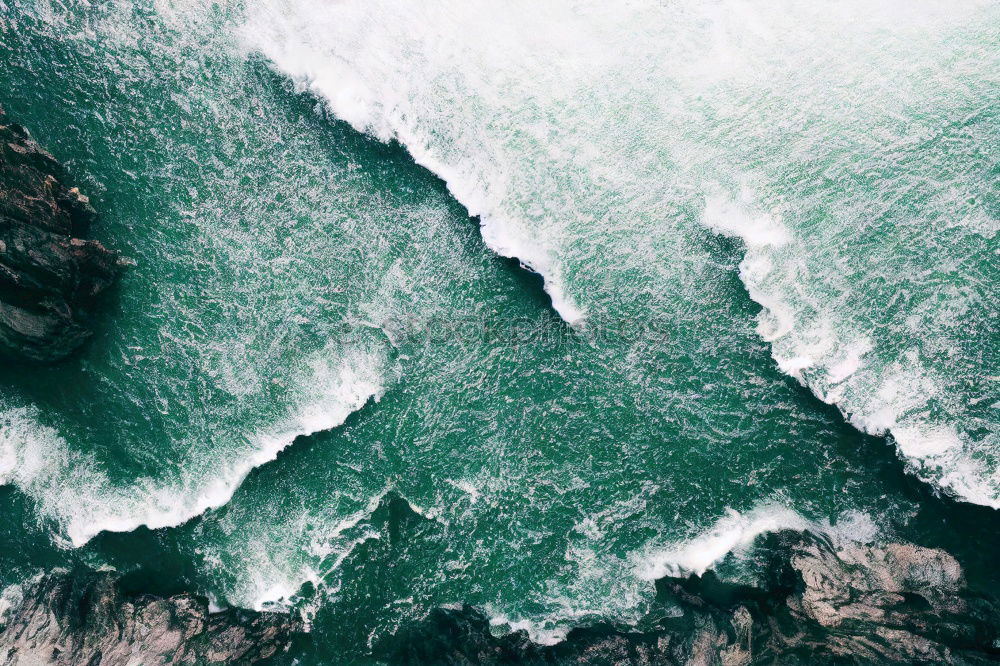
[[0, 583, 25, 625], [0, 345, 385, 547], [486, 612, 570, 647], [482, 502, 877, 647], [237, 1, 998, 512], [487, 544, 652, 646], [700, 190, 1000, 509], [636, 503, 809, 580], [703, 190, 790, 249], [444, 478, 481, 504], [239, 0, 592, 325], [214, 488, 455, 612]]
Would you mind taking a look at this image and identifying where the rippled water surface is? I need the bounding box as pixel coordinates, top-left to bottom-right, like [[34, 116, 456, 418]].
[[0, 0, 997, 661]]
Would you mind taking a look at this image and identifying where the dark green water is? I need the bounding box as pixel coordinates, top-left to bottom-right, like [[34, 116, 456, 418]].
[[0, 0, 997, 663]]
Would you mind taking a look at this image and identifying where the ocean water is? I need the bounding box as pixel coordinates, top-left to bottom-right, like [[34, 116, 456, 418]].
[[0, 0, 997, 662]]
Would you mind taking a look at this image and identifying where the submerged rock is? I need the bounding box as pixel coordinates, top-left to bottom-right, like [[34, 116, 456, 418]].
[[0, 108, 125, 362], [0, 570, 301, 666]]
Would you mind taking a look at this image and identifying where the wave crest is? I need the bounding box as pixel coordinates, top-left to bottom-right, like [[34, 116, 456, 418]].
[[0, 345, 385, 547]]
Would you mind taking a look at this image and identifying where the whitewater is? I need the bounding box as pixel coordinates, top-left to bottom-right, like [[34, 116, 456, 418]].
[[243, 0, 1000, 508], [0, 0, 997, 659]]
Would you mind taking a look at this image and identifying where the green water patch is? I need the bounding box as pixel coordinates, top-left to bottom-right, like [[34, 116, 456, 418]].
[[0, 2, 997, 664]]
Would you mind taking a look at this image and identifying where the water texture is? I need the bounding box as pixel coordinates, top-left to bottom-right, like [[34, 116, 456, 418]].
[[0, 0, 996, 662]]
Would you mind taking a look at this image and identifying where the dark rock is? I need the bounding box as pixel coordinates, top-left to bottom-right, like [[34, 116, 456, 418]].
[[0, 570, 301, 666], [0, 108, 126, 362]]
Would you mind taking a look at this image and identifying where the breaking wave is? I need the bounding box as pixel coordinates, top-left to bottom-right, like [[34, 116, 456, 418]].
[[239, 0, 999, 506], [0, 346, 384, 547], [702, 189, 1000, 508]]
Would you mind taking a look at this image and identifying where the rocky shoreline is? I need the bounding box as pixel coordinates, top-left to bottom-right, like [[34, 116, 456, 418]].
[[0, 528, 997, 664], [383, 532, 1000, 665], [0, 570, 301, 666], [0, 108, 125, 362]]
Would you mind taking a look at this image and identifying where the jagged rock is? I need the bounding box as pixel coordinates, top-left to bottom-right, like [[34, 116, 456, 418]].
[[381, 534, 1000, 665], [0, 108, 126, 362], [0, 571, 301, 666], [784, 540, 975, 663], [792, 541, 966, 627]]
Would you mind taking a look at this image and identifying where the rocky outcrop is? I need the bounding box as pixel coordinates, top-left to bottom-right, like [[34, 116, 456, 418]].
[[383, 534, 1000, 665], [1, 538, 987, 665], [0, 108, 125, 362], [785, 540, 977, 663], [0, 571, 301, 666]]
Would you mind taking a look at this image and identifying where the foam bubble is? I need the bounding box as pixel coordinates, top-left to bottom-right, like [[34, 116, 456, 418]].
[[703, 191, 791, 248]]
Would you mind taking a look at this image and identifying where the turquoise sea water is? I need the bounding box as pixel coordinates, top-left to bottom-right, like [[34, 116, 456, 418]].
[[0, 0, 997, 662]]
